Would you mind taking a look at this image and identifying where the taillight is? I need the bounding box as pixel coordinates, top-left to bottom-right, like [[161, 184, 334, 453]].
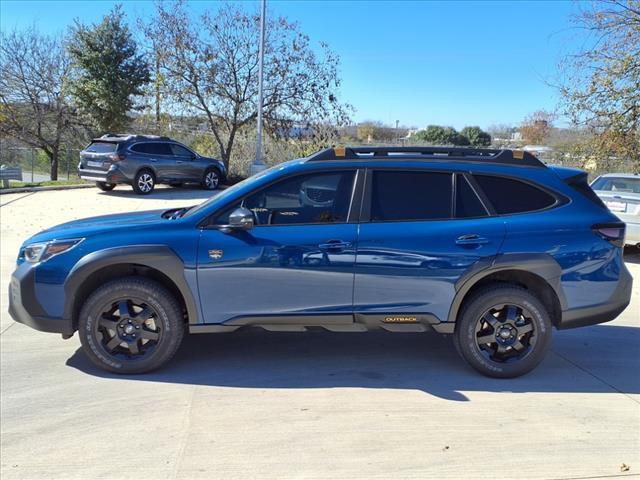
[[592, 222, 626, 247], [110, 153, 125, 162]]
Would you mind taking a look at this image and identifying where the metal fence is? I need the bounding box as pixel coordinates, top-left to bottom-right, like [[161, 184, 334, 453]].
[[0, 146, 81, 183]]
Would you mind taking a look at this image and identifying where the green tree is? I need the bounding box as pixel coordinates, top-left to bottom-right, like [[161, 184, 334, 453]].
[[68, 5, 150, 133], [413, 125, 469, 145], [557, 0, 640, 170], [460, 126, 491, 146]]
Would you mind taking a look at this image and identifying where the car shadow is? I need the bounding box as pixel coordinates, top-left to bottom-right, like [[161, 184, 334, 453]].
[[97, 185, 222, 200], [624, 245, 640, 264], [66, 324, 640, 401]]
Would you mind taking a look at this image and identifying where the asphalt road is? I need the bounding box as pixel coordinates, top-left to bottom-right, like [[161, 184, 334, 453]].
[[1, 185, 639, 480]]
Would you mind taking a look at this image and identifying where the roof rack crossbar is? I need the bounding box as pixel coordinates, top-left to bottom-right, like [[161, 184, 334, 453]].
[[306, 146, 545, 167]]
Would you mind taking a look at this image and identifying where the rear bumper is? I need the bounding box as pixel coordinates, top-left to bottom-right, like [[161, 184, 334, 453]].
[[78, 168, 128, 184], [8, 267, 73, 335], [558, 262, 633, 330], [624, 221, 640, 245]]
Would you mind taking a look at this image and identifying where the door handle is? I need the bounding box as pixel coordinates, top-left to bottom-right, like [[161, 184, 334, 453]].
[[150, 158, 158, 163], [176, 160, 183, 164], [456, 234, 489, 246], [318, 240, 352, 251]]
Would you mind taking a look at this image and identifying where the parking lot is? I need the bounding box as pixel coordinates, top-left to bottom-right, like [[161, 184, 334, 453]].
[[1, 186, 639, 480]]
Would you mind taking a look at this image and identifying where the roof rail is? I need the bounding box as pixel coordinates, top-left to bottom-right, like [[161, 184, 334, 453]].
[[306, 146, 545, 167], [96, 133, 171, 142]]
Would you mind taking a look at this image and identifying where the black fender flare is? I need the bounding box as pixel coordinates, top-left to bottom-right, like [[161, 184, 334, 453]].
[[446, 253, 567, 323], [63, 245, 199, 325]]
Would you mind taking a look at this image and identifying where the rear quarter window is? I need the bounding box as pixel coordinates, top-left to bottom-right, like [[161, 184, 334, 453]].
[[473, 174, 557, 215], [85, 142, 117, 153]]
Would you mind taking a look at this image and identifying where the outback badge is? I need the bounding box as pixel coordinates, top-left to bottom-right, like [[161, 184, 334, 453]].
[[208, 249, 224, 260], [383, 316, 418, 323]]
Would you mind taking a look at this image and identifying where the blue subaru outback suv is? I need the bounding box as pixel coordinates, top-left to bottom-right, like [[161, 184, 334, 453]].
[[9, 147, 633, 377]]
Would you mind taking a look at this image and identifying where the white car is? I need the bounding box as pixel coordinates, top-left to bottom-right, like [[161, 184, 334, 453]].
[[591, 173, 640, 247]]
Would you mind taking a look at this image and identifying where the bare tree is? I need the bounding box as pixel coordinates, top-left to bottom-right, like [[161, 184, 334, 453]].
[[557, 0, 640, 169], [0, 28, 78, 180], [520, 110, 556, 145], [143, 1, 351, 170]]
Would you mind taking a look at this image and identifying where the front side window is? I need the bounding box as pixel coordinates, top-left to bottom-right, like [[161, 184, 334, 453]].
[[170, 144, 193, 157], [370, 171, 452, 221], [473, 175, 556, 214], [215, 171, 356, 226]]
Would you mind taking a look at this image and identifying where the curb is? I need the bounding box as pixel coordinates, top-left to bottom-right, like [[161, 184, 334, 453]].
[[0, 184, 93, 195]]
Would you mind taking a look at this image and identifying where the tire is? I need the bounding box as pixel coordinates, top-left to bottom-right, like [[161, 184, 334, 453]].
[[201, 168, 220, 190], [78, 277, 185, 374], [133, 169, 155, 195], [453, 285, 552, 378], [96, 181, 116, 191]]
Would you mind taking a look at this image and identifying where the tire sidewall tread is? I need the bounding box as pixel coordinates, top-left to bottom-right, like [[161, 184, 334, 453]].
[[454, 285, 552, 378], [78, 277, 184, 374]]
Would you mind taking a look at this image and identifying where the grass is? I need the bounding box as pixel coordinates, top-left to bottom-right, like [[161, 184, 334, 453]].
[[0, 179, 89, 189]]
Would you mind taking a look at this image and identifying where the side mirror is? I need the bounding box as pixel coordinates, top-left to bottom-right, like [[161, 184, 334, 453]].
[[220, 207, 254, 232]]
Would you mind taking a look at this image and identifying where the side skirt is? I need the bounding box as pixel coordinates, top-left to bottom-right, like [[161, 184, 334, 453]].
[[188, 313, 455, 334]]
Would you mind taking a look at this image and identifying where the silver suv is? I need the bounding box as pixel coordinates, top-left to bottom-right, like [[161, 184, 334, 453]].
[[78, 134, 226, 194]]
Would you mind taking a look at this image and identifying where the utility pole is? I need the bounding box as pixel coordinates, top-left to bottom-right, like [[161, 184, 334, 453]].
[[251, 0, 267, 176], [155, 53, 161, 131], [395, 119, 399, 144]]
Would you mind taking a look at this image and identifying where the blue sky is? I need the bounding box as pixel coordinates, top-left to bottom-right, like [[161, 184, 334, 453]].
[[1, 0, 581, 129]]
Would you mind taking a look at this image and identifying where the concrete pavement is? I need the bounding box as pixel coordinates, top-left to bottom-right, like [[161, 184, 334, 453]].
[[1, 185, 639, 479]]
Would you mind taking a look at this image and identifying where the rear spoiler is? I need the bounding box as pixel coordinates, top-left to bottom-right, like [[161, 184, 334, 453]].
[[547, 165, 586, 181]]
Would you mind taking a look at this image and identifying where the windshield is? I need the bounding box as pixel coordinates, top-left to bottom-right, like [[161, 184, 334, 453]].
[[182, 161, 299, 218], [591, 176, 640, 194]]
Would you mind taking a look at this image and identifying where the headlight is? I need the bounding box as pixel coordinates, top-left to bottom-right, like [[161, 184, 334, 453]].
[[23, 238, 84, 263]]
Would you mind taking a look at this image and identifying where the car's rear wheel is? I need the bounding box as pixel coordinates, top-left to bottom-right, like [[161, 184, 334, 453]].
[[96, 181, 116, 191], [453, 285, 552, 378], [201, 168, 220, 190], [78, 277, 184, 374], [133, 170, 155, 195]]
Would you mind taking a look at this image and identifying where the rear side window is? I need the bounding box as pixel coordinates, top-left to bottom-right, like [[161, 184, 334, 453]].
[[371, 171, 452, 221], [474, 175, 556, 214], [455, 174, 488, 218], [130, 142, 172, 155], [85, 142, 117, 153]]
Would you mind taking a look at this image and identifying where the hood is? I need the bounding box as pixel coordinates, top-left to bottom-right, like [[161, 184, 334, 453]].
[[26, 209, 168, 244]]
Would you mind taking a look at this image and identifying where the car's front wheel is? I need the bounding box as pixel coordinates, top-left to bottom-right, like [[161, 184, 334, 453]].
[[202, 168, 220, 190], [78, 277, 184, 374], [453, 285, 552, 378], [96, 181, 116, 191], [133, 169, 155, 195]]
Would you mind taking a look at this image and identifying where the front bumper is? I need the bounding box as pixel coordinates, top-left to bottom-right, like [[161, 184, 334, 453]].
[[558, 261, 633, 330], [8, 267, 73, 335]]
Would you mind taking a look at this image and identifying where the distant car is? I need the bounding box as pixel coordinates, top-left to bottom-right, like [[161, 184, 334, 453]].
[[591, 173, 640, 247], [78, 134, 226, 195]]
